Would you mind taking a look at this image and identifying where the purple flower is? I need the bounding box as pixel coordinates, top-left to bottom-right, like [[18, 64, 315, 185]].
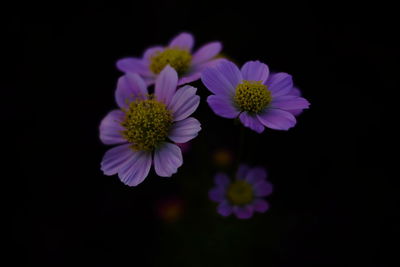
[[209, 165, 273, 219], [116, 32, 223, 86], [99, 66, 201, 186], [201, 60, 310, 133]]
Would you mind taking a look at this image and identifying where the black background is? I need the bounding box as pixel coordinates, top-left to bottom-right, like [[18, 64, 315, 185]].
[[5, 1, 395, 266]]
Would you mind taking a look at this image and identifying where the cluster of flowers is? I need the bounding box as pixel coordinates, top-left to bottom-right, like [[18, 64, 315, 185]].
[[99, 33, 310, 219]]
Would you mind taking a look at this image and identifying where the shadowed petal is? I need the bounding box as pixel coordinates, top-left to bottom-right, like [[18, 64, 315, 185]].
[[233, 205, 254, 219], [155, 65, 178, 106], [239, 112, 265, 133], [236, 164, 249, 180], [209, 187, 226, 202], [168, 117, 201, 143], [217, 201, 233, 216], [99, 110, 126, 145], [252, 199, 270, 213], [245, 167, 267, 184], [254, 181, 273, 197], [118, 150, 152, 186], [288, 87, 301, 96], [265, 72, 293, 98], [115, 73, 148, 108], [101, 144, 133, 176], [241, 61, 269, 83], [207, 95, 239, 119], [270, 95, 310, 110], [215, 173, 230, 188], [116, 58, 151, 75], [177, 58, 225, 85], [169, 32, 194, 51], [169, 85, 200, 121], [192, 42, 222, 65], [257, 109, 297, 130], [154, 143, 183, 177]]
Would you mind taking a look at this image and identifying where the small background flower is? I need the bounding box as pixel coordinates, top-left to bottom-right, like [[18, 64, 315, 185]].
[[117, 32, 223, 85], [201, 60, 310, 133], [209, 165, 273, 219]]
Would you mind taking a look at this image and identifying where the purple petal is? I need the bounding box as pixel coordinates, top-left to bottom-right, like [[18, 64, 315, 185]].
[[265, 72, 293, 98], [143, 46, 164, 61], [245, 167, 267, 185], [209, 187, 226, 202], [177, 58, 225, 85], [154, 142, 183, 177], [239, 112, 265, 133], [252, 199, 270, 213], [192, 42, 222, 65], [217, 201, 233, 217], [288, 86, 301, 97], [155, 65, 178, 106], [257, 109, 297, 130], [215, 173, 230, 188], [289, 109, 303, 116], [241, 60, 270, 83], [99, 110, 126, 145], [178, 72, 201, 85], [115, 73, 148, 108], [270, 95, 310, 110], [168, 117, 201, 143], [117, 150, 152, 186], [233, 205, 254, 219], [201, 59, 242, 97], [207, 95, 239, 119], [168, 32, 194, 51], [116, 58, 151, 76], [168, 85, 200, 121], [236, 164, 250, 180], [254, 181, 273, 197], [101, 144, 133, 176]]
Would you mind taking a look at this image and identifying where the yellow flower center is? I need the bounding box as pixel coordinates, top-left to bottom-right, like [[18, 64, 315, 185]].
[[234, 80, 272, 114], [121, 96, 173, 151], [227, 180, 254, 205], [149, 48, 192, 75]]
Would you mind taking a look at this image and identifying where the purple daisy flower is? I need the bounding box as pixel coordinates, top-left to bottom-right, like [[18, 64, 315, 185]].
[[201, 60, 310, 133], [116, 32, 223, 86], [209, 165, 273, 219], [99, 65, 201, 186]]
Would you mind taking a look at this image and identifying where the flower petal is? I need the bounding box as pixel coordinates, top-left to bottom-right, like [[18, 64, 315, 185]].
[[252, 199, 270, 213], [116, 58, 151, 75], [207, 95, 239, 119], [265, 72, 293, 98], [100, 144, 133, 176], [288, 86, 301, 97], [236, 164, 249, 180], [253, 181, 273, 197], [217, 201, 233, 217], [245, 167, 267, 184], [168, 85, 200, 121], [143, 46, 164, 61], [239, 112, 265, 133], [168, 32, 194, 51], [177, 58, 225, 85], [233, 205, 254, 219], [270, 95, 310, 111], [99, 110, 126, 145], [118, 150, 152, 187], [201, 59, 242, 97], [154, 142, 183, 177], [155, 65, 178, 106], [209, 187, 226, 202], [241, 61, 269, 83], [257, 109, 297, 130], [192, 42, 222, 65], [115, 73, 148, 108], [215, 173, 230, 188], [168, 117, 201, 143]]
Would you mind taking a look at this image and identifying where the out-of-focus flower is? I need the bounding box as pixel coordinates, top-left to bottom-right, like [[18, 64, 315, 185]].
[[117, 32, 223, 86], [209, 165, 273, 219], [213, 148, 234, 167], [201, 60, 310, 133], [156, 196, 184, 223], [99, 66, 201, 186]]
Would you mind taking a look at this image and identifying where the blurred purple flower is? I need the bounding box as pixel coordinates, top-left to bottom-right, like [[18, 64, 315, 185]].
[[117, 32, 223, 86], [209, 165, 273, 219], [99, 66, 201, 186], [201, 60, 310, 133]]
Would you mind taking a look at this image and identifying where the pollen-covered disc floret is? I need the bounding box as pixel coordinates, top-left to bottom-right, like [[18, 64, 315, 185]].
[[121, 96, 173, 151], [227, 180, 254, 205], [234, 80, 272, 114], [150, 48, 192, 75]]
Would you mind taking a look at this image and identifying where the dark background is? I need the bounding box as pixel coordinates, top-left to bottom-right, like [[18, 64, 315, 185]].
[[4, 1, 395, 266]]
